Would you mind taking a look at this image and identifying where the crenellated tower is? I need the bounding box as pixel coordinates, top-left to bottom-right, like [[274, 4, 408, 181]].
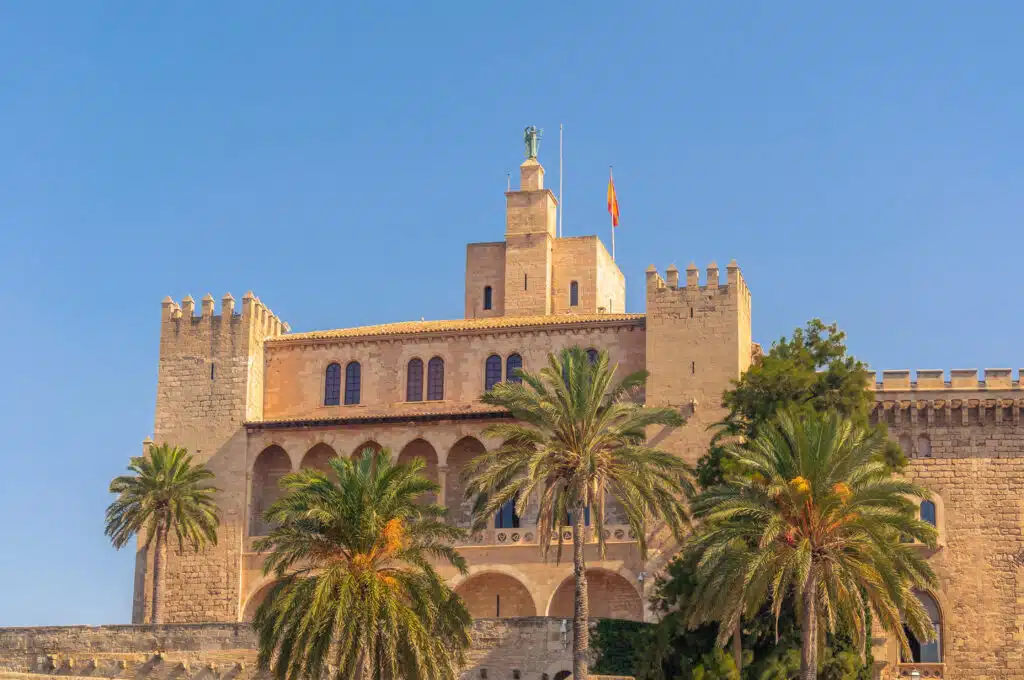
[[134, 292, 286, 623], [644, 260, 753, 463]]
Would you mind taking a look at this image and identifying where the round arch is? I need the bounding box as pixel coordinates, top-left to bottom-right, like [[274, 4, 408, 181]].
[[454, 571, 537, 619], [547, 568, 643, 621], [904, 589, 946, 663], [250, 445, 292, 537], [445, 436, 486, 527]]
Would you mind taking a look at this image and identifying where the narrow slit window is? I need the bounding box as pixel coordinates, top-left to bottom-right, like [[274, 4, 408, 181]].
[[691, 361, 696, 374], [570, 281, 579, 306], [483, 285, 493, 311], [524, 273, 528, 290], [210, 363, 215, 381]]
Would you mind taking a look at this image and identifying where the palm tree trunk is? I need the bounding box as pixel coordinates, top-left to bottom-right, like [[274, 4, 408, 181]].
[[732, 623, 742, 674], [800, 570, 818, 680], [151, 525, 167, 625], [572, 506, 589, 680]]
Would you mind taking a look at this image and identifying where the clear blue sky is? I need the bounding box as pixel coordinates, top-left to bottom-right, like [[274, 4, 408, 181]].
[[1, 1, 1022, 626]]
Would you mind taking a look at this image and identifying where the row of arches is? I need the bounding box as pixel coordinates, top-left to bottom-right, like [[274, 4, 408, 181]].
[[250, 436, 497, 535], [242, 567, 644, 623]]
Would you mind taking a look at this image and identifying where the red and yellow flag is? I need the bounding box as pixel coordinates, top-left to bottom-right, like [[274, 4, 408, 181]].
[[607, 169, 619, 227]]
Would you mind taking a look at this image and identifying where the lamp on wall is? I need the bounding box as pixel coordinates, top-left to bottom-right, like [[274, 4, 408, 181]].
[[560, 619, 568, 649], [909, 671, 920, 680], [637, 571, 647, 586]]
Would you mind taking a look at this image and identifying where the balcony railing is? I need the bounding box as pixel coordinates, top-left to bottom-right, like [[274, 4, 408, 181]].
[[896, 663, 944, 678], [454, 524, 637, 547]]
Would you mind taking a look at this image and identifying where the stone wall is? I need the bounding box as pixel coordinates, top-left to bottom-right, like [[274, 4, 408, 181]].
[[0, 620, 604, 680], [873, 381, 1024, 679]]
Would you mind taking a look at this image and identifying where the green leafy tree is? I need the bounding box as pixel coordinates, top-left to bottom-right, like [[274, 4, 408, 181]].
[[690, 410, 939, 680], [467, 346, 693, 680], [105, 443, 219, 624], [697, 319, 905, 488], [253, 450, 471, 680]]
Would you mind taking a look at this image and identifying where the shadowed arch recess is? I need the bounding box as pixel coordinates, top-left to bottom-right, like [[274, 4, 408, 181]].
[[454, 572, 536, 618], [397, 438, 439, 504], [446, 437, 486, 527], [548, 569, 642, 621], [250, 445, 291, 536]]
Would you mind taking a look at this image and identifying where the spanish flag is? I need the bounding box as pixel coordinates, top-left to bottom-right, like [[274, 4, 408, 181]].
[[607, 168, 619, 227]]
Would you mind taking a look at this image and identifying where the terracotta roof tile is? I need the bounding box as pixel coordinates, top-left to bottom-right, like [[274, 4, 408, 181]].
[[268, 313, 645, 343]]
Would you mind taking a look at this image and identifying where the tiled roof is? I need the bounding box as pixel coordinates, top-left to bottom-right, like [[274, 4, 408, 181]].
[[268, 313, 645, 343], [247, 402, 512, 428]]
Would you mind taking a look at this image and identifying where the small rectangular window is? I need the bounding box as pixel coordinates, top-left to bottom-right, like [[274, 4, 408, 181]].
[[483, 285, 493, 311], [210, 364, 215, 380], [524, 273, 528, 290]]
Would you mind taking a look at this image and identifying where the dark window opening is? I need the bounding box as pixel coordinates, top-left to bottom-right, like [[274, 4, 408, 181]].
[[485, 354, 503, 391], [691, 361, 696, 374], [210, 363, 215, 381], [506, 353, 523, 383], [324, 363, 341, 406], [524, 273, 528, 290], [586, 348, 599, 364], [921, 500, 937, 527], [690, 307, 694, 318], [407, 359, 424, 402], [496, 594, 500, 618], [483, 285, 493, 311], [427, 357, 445, 400], [902, 592, 942, 663], [570, 281, 579, 306], [344, 362, 361, 405], [495, 494, 520, 529], [566, 506, 591, 526]]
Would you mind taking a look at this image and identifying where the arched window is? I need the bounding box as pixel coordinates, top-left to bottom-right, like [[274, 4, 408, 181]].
[[569, 281, 579, 306], [483, 286, 493, 311], [344, 362, 361, 405], [495, 493, 520, 529], [918, 434, 932, 458], [899, 433, 914, 457], [506, 354, 523, 384], [586, 348, 599, 364], [427, 357, 445, 400], [920, 499, 937, 527], [324, 363, 341, 406], [904, 591, 942, 663], [407, 359, 424, 402], [485, 354, 503, 391]]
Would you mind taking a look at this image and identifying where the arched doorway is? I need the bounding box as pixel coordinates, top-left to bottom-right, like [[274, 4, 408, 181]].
[[454, 572, 536, 618], [548, 569, 643, 621], [446, 437, 486, 527], [300, 443, 338, 476], [250, 446, 291, 536], [397, 439, 439, 504]]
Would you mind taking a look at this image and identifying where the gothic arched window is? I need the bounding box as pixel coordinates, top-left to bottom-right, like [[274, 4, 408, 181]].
[[495, 493, 520, 529], [570, 281, 579, 307], [407, 359, 424, 402], [427, 357, 445, 400], [903, 591, 942, 663], [506, 353, 523, 384], [324, 363, 341, 406], [344, 362, 361, 405], [483, 286, 493, 311], [485, 354, 502, 391]]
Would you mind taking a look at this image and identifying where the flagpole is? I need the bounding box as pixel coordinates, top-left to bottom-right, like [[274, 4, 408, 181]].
[[558, 123, 564, 238], [610, 166, 615, 261]]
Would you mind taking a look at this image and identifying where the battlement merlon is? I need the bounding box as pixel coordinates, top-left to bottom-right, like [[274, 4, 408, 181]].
[[869, 368, 1021, 392], [645, 259, 750, 302], [160, 292, 290, 337]]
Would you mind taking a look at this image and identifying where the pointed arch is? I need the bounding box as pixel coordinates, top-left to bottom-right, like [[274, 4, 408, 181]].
[[250, 445, 291, 536], [397, 438, 439, 504], [301, 443, 337, 476], [445, 436, 486, 527]]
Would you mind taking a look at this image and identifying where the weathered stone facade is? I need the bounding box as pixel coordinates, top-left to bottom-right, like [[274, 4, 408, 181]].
[[4, 149, 1017, 680]]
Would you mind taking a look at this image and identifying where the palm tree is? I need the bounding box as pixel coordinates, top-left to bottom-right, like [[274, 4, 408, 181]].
[[105, 443, 219, 624], [253, 449, 471, 680], [466, 346, 693, 680], [689, 410, 939, 680]]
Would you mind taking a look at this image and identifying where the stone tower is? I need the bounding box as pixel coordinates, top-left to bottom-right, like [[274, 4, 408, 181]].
[[134, 292, 284, 623]]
